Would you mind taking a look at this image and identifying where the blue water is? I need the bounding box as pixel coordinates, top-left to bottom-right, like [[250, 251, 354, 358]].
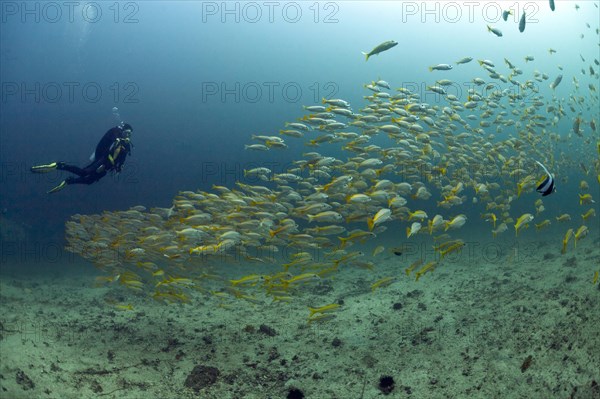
[[1, 3, 599, 398], [1, 0, 598, 248]]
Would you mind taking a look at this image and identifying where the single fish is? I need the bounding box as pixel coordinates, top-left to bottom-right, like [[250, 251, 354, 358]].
[[519, 11, 526, 33], [362, 40, 398, 61], [515, 213, 534, 236], [429, 64, 453, 72], [487, 25, 503, 37], [573, 116, 582, 137], [549, 75, 563, 90], [535, 161, 555, 196]]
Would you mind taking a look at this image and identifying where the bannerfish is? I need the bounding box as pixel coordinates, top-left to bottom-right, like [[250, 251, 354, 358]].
[[535, 161, 555, 196]]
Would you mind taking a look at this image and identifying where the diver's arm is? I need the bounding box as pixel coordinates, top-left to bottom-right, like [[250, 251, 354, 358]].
[[112, 140, 131, 173], [95, 128, 120, 159]]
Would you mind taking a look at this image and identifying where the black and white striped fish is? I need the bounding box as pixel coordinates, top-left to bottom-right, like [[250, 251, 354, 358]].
[[535, 161, 555, 196]]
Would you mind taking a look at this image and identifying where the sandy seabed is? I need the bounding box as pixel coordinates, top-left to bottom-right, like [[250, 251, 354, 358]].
[[1, 231, 599, 399]]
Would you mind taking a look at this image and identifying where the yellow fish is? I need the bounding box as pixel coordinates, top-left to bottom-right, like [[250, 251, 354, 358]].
[[535, 220, 551, 231], [308, 303, 340, 317], [405, 259, 424, 276], [115, 304, 134, 311], [282, 273, 320, 287], [408, 210, 428, 221], [514, 213, 534, 236], [440, 242, 466, 259], [370, 276, 396, 291], [415, 262, 437, 281], [582, 209, 596, 222], [372, 245, 385, 257], [562, 228, 573, 254], [230, 274, 264, 286], [367, 208, 392, 231], [574, 226, 589, 247], [579, 194, 594, 205]]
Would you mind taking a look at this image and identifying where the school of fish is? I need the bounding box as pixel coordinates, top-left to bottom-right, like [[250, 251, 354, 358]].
[[65, 8, 600, 310]]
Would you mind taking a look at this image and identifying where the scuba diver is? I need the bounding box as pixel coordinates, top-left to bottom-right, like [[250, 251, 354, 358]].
[[31, 123, 133, 194]]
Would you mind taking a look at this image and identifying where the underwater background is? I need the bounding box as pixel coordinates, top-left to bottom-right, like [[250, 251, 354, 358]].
[[1, 1, 599, 398]]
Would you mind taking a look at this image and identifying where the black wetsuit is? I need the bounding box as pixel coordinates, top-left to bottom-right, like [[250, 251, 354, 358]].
[[58, 127, 132, 185]]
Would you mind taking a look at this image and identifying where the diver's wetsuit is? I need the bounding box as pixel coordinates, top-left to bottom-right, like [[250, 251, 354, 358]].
[[58, 127, 131, 186], [31, 123, 133, 193]]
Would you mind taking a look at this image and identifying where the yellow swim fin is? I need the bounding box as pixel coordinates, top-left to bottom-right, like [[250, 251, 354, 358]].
[[47, 180, 67, 194], [31, 162, 58, 173]]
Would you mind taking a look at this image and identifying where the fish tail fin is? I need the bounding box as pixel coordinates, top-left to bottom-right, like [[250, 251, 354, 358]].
[[367, 217, 375, 231], [362, 52, 370, 62], [428, 66, 433, 72]]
